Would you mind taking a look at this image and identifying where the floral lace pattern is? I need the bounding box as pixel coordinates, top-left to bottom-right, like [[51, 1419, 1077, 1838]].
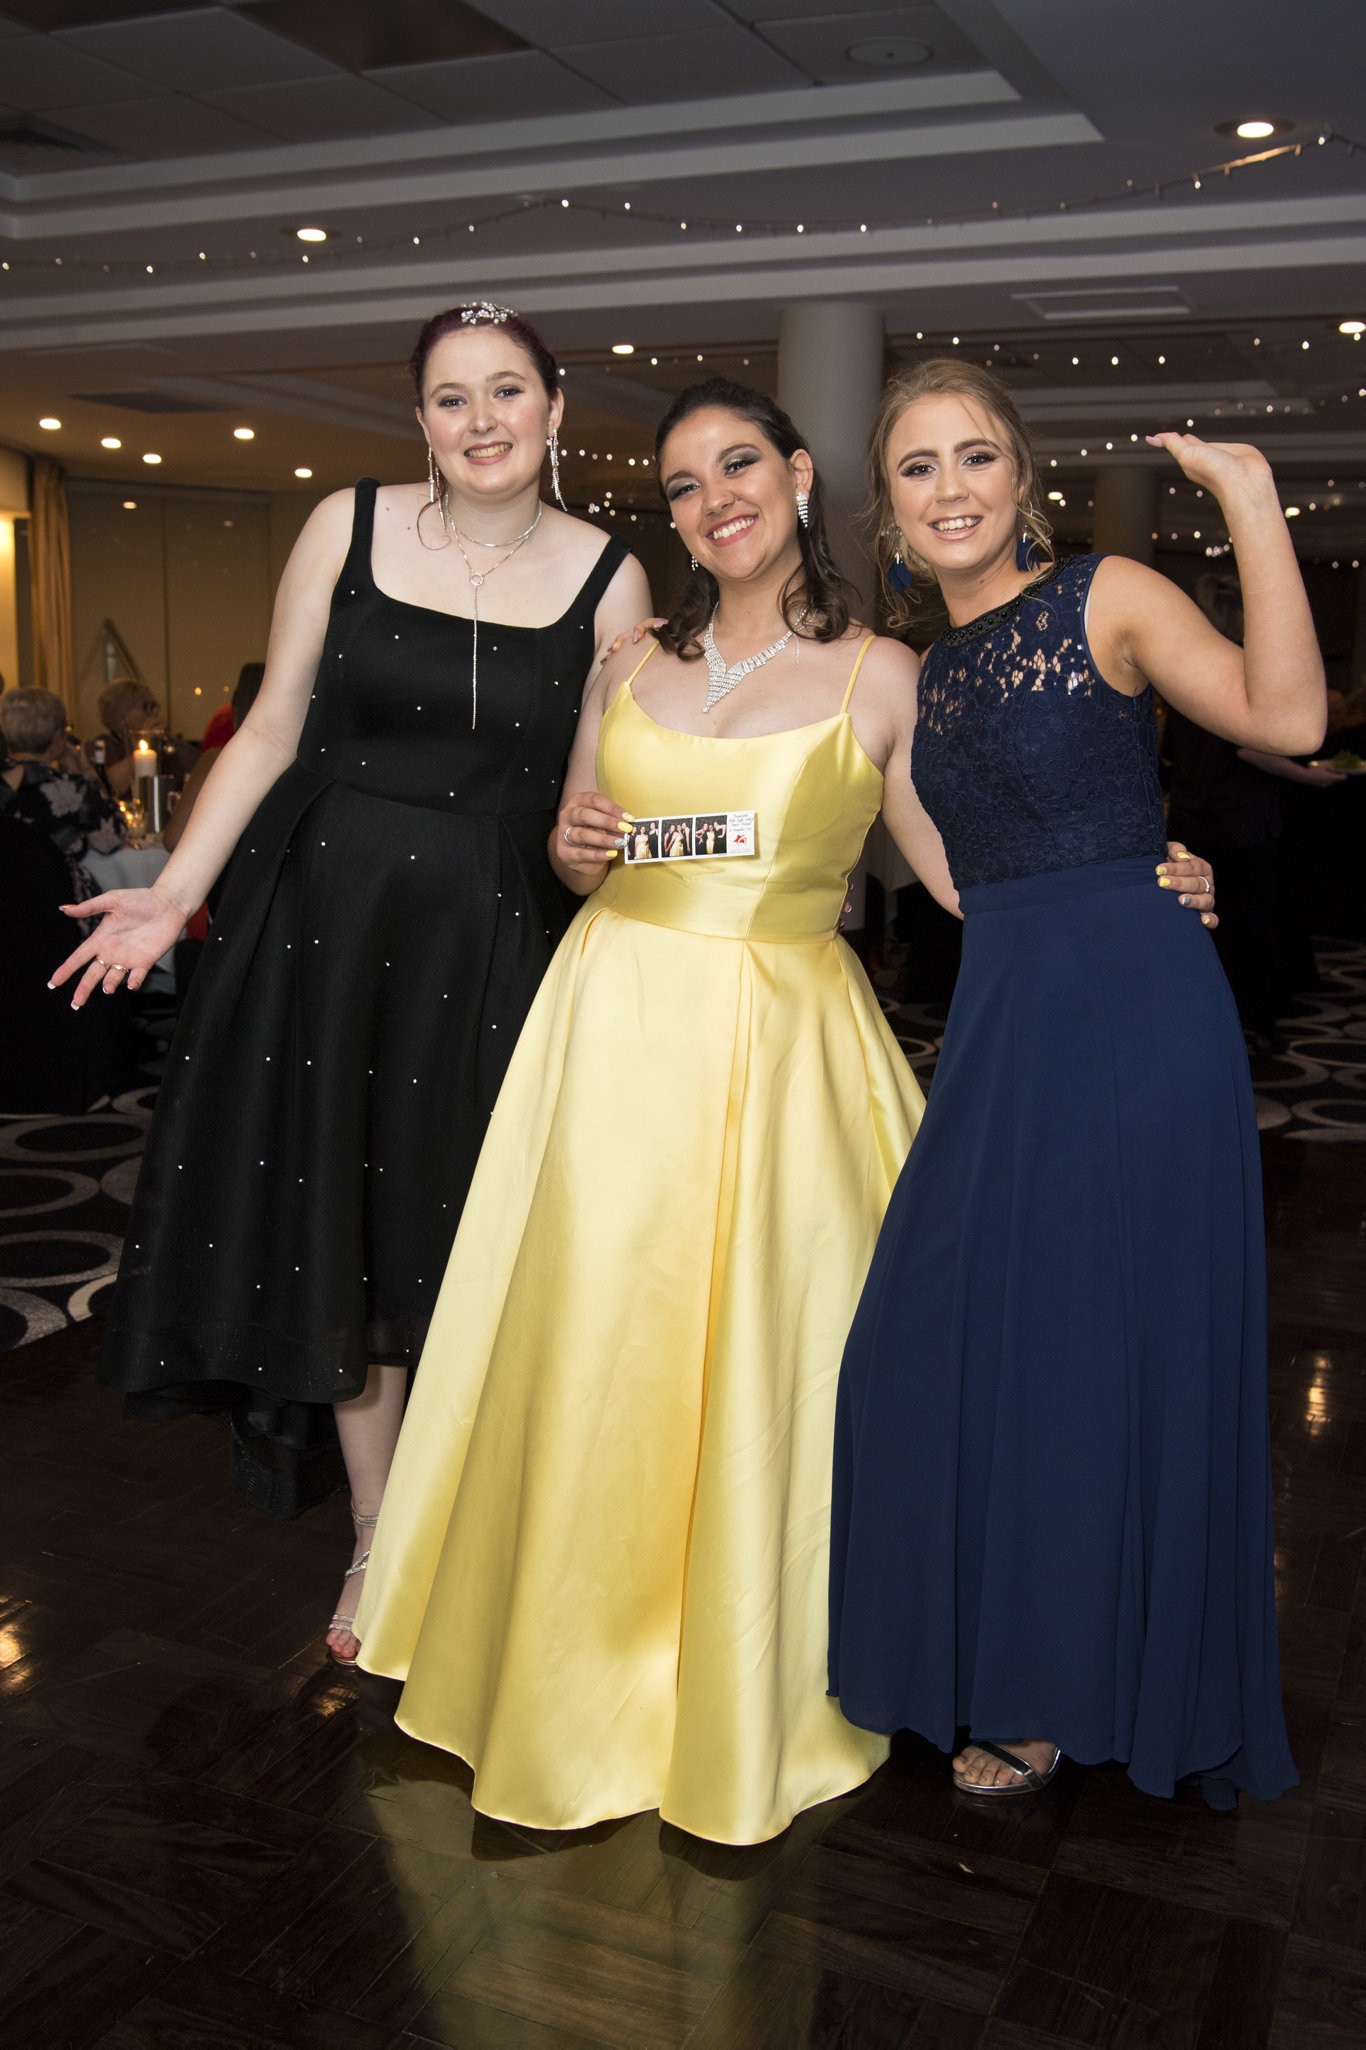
[[912, 553, 1168, 891]]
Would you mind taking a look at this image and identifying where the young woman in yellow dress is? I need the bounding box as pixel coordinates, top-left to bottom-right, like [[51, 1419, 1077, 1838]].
[[353, 379, 1219, 1844]]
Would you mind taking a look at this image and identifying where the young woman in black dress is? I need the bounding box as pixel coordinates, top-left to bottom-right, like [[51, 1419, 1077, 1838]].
[[50, 303, 650, 1663]]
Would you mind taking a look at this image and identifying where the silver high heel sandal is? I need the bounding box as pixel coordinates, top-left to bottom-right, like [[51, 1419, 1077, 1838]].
[[327, 1502, 379, 1667]]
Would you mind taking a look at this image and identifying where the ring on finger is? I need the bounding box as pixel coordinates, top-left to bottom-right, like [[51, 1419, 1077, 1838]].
[[563, 825, 573, 845], [1199, 877, 1211, 894]]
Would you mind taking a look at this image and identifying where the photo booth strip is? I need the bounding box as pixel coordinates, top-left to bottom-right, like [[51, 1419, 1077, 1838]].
[[622, 812, 757, 863]]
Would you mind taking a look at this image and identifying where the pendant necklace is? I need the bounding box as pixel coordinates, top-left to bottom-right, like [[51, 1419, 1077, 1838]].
[[443, 500, 543, 728], [701, 610, 793, 713]]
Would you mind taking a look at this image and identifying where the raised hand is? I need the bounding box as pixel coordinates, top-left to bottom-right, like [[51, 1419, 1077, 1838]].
[[48, 888, 190, 1008], [605, 617, 666, 658], [1145, 431, 1278, 511]]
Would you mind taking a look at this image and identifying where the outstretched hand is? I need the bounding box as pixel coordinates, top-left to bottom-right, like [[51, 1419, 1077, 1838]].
[[48, 888, 190, 1008]]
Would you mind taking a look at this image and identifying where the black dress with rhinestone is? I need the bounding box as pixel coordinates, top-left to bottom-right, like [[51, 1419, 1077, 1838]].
[[101, 481, 628, 1512]]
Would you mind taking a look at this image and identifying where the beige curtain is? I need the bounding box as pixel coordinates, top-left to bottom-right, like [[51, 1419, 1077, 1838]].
[[29, 456, 74, 719]]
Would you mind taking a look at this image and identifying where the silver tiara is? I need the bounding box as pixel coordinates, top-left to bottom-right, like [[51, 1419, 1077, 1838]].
[[459, 300, 515, 326]]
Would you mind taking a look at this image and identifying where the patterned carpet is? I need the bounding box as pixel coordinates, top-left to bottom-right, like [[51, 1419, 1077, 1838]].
[[3, 942, 1364, 1353]]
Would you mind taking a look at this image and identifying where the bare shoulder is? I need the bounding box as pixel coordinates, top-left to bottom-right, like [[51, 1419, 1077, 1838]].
[[284, 488, 356, 585], [853, 631, 920, 704], [1089, 552, 1187, 621]]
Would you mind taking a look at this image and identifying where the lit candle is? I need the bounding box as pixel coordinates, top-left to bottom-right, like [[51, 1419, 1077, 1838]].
[[131, 740, 157, 782]]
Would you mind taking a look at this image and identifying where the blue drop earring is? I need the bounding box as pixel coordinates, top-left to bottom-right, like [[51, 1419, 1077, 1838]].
[[1016, 531, 1038, 571], [887, 532, 914, 593]]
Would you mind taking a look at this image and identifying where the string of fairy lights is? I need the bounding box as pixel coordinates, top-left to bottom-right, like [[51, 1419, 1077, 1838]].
[[1, 130, 1363, 285]]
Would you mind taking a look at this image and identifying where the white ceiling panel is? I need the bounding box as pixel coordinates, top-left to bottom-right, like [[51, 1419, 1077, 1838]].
[[0, 31, 151, 108], [205, 73, 440, 141], [475, 0, 726, 39], [61, 6, 338, 93], [757, 6, 988, 82], [51, 91, 275, 156], [559, 24, 810, 102], [373, 49, 617, 120]]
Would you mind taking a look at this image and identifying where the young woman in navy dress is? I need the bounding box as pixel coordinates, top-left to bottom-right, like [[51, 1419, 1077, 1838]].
[[829, 360, 1322, 1807]]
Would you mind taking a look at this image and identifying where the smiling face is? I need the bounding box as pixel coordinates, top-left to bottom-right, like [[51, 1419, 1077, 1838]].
[[659, 405, 812, 586], [417, 325, 563, 505], [884, 391, 1025, 582]]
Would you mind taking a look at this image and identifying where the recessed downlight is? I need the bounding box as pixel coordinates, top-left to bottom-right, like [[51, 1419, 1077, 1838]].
[[233, 426, 255, 440], [611, 343, 634, 355], [101, 435, 122, 449], [294, 466, 313, 479], [1340, 319, 1366, 335], [847, 37, 931, 66], [142, 452, 162, 465], [1215, 117, 1294, 140], [122, 500, 137, 510], [38, 416, 61, 430], [296, 226, 327, 243]]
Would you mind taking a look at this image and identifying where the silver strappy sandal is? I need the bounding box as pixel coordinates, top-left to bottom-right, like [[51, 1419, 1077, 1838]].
[[327, 1502, 379, 1667], [952, 1740, 1063, 1797]]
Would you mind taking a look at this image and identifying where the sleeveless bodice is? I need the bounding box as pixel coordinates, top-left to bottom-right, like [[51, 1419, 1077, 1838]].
[[912, 553, 1167, 890], [296, 479, 627, 815], [594, 645, 883, 942]]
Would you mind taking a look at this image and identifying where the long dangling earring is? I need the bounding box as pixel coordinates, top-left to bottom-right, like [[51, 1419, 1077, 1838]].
[[795, 488, 810, 529], [887, 532, 914, 594], [547, 433, 567, 510], [427, 446, 442, 506], [690, 554, 699, 571], [1016, 529, 1037, 571]]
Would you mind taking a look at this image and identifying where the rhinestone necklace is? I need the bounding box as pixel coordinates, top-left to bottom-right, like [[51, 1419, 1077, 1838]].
[[443, 500, 543, 729], [701, 611, 793, 713]]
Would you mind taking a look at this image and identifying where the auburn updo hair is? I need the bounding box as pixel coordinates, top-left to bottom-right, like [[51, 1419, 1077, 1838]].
[[409, 303, 559, 403]]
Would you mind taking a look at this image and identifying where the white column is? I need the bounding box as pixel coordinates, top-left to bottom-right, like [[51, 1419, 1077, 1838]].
[[777, 301, 885, 607]]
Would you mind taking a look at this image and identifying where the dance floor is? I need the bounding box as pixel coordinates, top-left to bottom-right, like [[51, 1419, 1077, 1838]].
[[0, 1132, 1361, 2047]]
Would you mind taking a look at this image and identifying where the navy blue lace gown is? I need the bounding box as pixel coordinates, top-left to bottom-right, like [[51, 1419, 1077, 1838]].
[[829, 556, 1295, 1807], [100, 482, 627, 1513]]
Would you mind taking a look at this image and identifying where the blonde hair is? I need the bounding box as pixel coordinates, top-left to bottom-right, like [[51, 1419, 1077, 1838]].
[[98, 676, 161, 736], [866, 359, 1053, 635]]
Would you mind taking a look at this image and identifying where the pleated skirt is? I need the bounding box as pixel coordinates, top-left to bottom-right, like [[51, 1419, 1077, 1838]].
[[828, 857, 1296, 1806]]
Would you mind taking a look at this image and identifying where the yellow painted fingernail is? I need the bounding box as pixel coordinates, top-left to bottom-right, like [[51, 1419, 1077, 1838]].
[[1158, 876, 1173, 888], [619, 812, 635, 823]]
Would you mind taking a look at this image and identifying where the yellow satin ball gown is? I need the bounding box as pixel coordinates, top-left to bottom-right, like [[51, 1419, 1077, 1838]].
[[355, 637, 926, 1844]]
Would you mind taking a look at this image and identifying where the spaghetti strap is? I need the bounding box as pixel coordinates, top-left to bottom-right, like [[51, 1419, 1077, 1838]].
[[841, 636, 876, 713], [623, 639, 660, 691]]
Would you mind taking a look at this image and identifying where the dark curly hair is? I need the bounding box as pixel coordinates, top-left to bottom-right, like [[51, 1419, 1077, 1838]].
[[653, 378, 855, 660]]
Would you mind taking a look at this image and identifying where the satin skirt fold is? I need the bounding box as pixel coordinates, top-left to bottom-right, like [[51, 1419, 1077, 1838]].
[[829, 858, 1296, 1805], [358, 901, 924, 1844]]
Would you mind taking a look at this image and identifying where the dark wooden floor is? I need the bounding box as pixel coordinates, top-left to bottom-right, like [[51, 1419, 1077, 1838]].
[[2, 1139, 1364, 2050]]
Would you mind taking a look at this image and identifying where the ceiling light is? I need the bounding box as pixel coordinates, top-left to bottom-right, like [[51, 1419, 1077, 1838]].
[[296, 226, 327, 243], [142, 452, 162, 465], [847, 37, 931, 65], [1340, 320, 1366, 335], [611, 343, 634, 355], [1284, 505, 1301, 517], [1215, 117, 1293, 140], [122, 500, 137, 510], [1047, 491, 1065, 502], [233, 427, 254, 440], [294, 467, 313, 479], [38, 416, 61, 430], [101, 435, 121, 449]]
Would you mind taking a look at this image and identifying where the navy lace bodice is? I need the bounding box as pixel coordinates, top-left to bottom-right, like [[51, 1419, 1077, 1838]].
[[911, 553, 1167, 891]]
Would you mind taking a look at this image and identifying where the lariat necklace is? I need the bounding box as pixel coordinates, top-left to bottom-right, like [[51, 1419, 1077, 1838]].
[[701, 610, 793, 713], [443, 500, 543, 728]]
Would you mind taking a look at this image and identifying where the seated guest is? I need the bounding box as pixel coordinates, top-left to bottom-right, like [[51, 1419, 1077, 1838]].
[[1, 687, 126, 911], [84, 680, 193, 791]]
